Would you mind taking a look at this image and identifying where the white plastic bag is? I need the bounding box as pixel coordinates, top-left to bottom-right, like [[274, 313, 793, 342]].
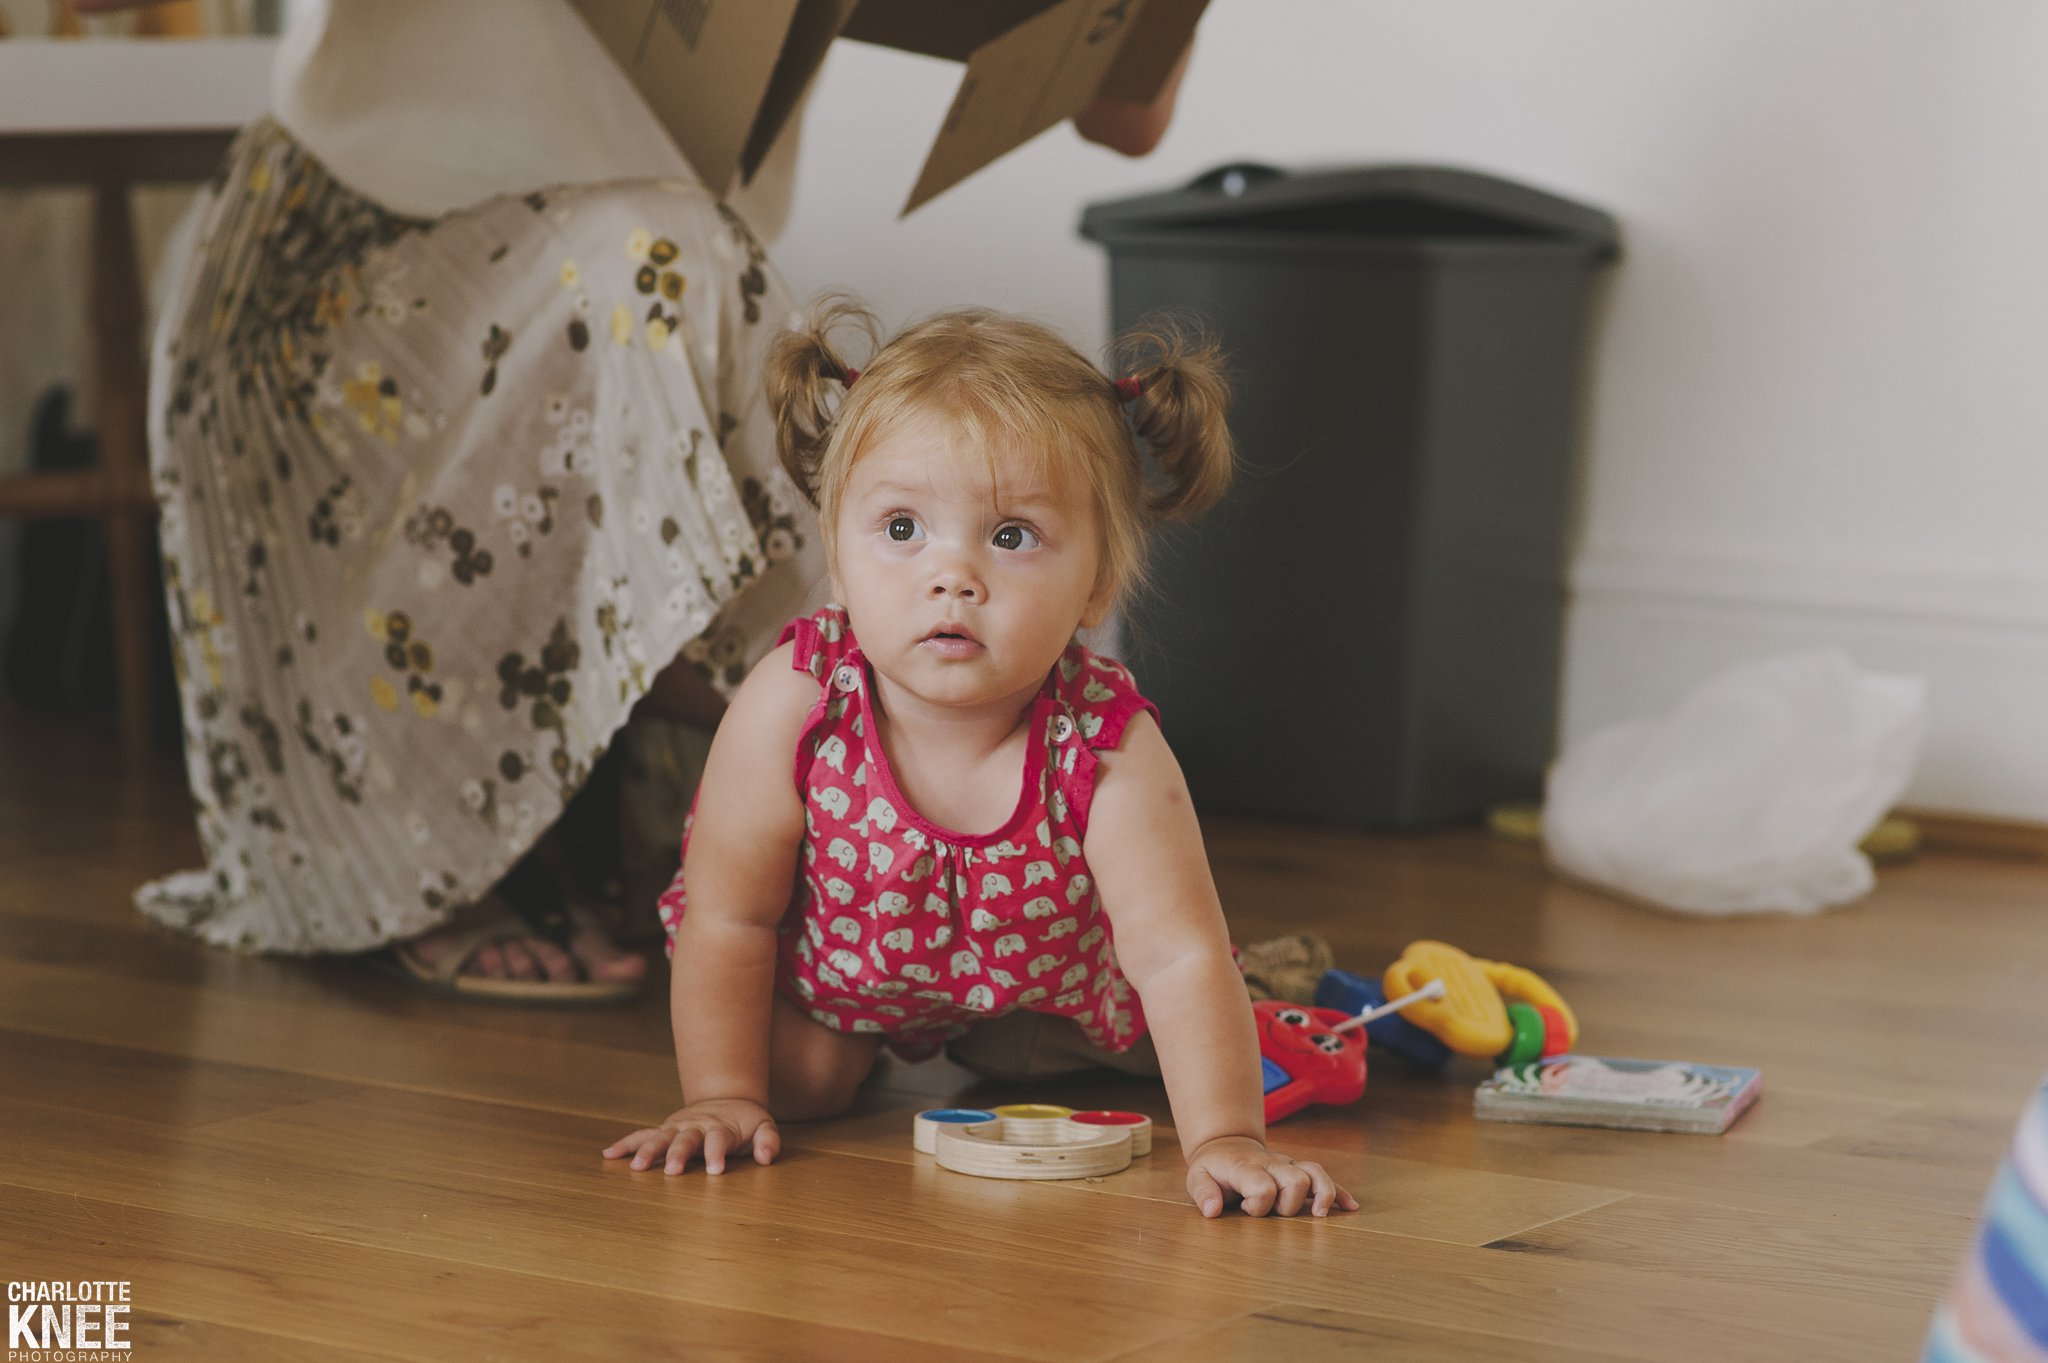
[[1543, 649, 1928, 916]]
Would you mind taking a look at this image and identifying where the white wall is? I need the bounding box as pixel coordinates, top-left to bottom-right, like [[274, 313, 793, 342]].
[[757, 0, 2048, 820]]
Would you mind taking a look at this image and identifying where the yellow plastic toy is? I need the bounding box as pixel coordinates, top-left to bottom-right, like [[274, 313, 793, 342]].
[[1383, 940, 1578, 1058]]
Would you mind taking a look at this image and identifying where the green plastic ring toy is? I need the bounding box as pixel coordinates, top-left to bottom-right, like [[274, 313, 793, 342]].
[[1496, 1000, 1546, 1067]]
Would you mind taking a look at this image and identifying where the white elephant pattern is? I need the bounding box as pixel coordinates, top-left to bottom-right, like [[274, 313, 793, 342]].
[[656, 606, 1162, 1064]]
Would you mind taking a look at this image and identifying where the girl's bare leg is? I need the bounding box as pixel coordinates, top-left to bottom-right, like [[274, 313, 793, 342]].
[[767, 991, 882, 1121]]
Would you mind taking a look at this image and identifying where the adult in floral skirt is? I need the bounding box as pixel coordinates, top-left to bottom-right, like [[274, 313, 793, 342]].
[[100, 0, 1186, 1002]]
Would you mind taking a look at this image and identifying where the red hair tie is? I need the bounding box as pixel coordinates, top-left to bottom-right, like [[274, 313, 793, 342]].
[[1114, 375, 1144, 402], [841, 368, 860, 388]]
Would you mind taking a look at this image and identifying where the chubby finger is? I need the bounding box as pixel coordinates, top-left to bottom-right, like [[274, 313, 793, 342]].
[[1187, 1166, 1226, 1218], [752, 1120, 782, 1166], [663, 1127, 706, 1175], [1295, 1161, 1338, 1216], [1235, 1167, 1280, 1217], [703, 1124, 736, 1175], [604, 1128, 662, 1159], [1270, 1164, 1312, 1218], [627, 1132, 672, 1171]]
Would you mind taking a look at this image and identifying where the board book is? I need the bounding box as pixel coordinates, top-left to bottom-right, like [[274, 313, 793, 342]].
[[1475, 1055, 1762, 1134]]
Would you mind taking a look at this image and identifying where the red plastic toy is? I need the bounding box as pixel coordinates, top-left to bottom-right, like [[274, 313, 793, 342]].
[[1255, 1000, 1369, 1124]]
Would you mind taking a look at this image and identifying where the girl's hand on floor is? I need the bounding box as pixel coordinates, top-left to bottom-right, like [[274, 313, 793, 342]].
[[603, 1098, 780, 1175], [1184, 1135, 1357, 1218]]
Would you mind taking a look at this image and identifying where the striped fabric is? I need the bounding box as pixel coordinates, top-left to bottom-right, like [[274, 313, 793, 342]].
[[1926, 1078, 2048, 1362]]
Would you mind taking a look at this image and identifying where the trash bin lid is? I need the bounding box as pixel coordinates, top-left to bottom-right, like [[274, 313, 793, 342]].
[[1080, 162, 1619, 261]]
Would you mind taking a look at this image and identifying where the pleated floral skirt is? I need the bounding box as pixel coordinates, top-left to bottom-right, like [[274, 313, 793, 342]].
[[137, 118, 824, 953]]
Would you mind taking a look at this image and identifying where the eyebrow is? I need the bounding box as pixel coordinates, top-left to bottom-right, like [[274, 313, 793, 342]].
[[860, 479, 1062, 512]]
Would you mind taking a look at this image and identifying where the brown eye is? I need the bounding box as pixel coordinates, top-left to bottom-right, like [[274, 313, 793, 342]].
[[993, 524, 1039, 551], [886, 516, 920, 542]]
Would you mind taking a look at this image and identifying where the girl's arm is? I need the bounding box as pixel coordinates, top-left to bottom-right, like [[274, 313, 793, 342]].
[[1085, 713, 1357, 1218], [604, 640, 815, 1174]]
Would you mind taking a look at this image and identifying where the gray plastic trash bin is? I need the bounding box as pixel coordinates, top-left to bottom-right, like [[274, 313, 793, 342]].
[[1080, 163, 1620, 828]]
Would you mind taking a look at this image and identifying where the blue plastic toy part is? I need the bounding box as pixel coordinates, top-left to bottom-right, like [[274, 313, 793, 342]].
[[1314, 968, 1453, 1071], [1260, 1056, 1292, 1095], [1314, 966, 1379, 1016]]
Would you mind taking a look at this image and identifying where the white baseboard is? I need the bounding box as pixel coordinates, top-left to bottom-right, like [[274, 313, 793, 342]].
[[1564, 544, 2048, 821]]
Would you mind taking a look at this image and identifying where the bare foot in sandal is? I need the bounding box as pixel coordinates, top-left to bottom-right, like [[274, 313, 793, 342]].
[[408, 893, 646, 984]]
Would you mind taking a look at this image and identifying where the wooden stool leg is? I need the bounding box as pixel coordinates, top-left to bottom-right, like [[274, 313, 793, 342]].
[[91, 179, 156, 764]]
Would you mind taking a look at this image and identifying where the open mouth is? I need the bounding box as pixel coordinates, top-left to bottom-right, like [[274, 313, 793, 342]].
[[922, 624, 980, 647]]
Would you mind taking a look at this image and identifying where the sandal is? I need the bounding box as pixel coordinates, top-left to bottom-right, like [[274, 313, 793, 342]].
[[380, 860, 645, 1007]]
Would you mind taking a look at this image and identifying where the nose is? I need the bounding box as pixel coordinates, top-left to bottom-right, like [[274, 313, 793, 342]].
[[927, 548, 984, 603]]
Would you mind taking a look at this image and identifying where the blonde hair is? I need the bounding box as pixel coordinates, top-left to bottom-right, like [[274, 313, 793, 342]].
[[765, 294, 1234, 608]]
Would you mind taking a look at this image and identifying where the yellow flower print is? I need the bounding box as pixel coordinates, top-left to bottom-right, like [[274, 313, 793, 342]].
[[625, 228, 653, 261], [645, 316, 671, 350], [370, 676, 398, 711], [611, 304, 634, 347], [560, 258, 581, 289], [411, 688, 439, 718], [342, 361, 404, 442], [313, 285, 349, 328], [660, 271, 685, 301], [363, 608, 387, 640], [189, 589, 226, 687], [248, 161, 272, 194]]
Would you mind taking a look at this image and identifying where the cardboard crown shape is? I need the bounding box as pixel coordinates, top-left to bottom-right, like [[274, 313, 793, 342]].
[[566, 0, 1206, 214]]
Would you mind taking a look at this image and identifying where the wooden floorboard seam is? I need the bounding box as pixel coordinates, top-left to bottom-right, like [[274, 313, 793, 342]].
[[0, 1179, 1046, 1363], [1251, 1302, 1651, 1363], [1471, 1190, 1636, 1249], [1089, 1308, 1268, 1363], [130, 1312, 418, 1363], [0, 1006, 677, 1125], [5, 703, 2037, 1362]]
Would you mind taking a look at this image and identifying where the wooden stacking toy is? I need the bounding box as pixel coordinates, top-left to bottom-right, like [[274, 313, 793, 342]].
[[912, 1104, 1154, 1181]]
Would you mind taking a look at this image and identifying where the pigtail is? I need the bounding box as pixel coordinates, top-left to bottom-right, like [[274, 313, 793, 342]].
[[1111, 318, 1235, 520], [765, 293, 879, 506]]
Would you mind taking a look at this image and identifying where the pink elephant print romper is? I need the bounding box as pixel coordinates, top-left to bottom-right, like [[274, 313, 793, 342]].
[[659, 605, 1157, 1060]]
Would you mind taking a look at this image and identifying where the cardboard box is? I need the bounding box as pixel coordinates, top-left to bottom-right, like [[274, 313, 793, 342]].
[[566, 0, 1206, 214]]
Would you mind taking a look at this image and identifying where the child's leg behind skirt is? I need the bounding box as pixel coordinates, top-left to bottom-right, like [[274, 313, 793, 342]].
[[945, 1010, 1162, 1082], [942, 933, 1334, 1082]]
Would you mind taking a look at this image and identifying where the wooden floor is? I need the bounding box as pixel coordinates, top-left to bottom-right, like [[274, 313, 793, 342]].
[[2, 704, 2042, 1362]]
